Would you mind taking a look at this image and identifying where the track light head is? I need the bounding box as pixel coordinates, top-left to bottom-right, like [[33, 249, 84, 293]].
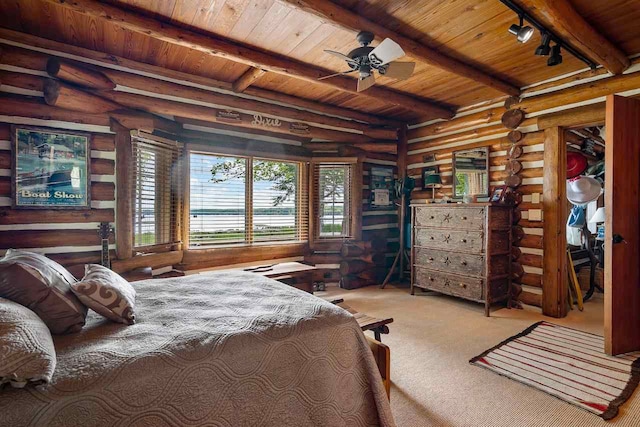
[[508, 15, 534, 43], [535, 32, 552, 56], [548, 44, 563, 66]]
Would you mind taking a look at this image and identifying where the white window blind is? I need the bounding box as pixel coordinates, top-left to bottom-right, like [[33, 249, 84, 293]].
[[132, 134, 183, 249], [189, 152, 307, 248], [314, 163, 353, 238]]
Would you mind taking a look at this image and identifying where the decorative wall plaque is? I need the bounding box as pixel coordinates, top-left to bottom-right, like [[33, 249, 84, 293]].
[[289, 122, 311, 135], [216, 110, 242, 123]]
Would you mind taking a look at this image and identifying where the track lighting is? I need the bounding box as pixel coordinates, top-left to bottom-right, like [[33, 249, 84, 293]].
[[535, 32, 551, 56], [508, 15, 534, 43], [547, 44, 563, 66]]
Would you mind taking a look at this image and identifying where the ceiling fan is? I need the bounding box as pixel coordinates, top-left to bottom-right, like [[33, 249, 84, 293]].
[[319, 31, 416, 92]]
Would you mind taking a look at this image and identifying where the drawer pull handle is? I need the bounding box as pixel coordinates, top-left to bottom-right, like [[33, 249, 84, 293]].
[[430, 236, 435, 240], [459, 283, 467, 289], [430, 216, 435, 219], [429, 276, 434, 281], [461, 239, 467, 243], [428, 257, 434, 261], [461, 261, 468, 266], [462, 216, 468, 220]]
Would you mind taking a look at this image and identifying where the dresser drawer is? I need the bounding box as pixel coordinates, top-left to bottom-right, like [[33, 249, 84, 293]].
[[414, 207, 485, 230], [414, 267, 483, 300], [414, 228, 484, 253], [415, 247, 484, 276]]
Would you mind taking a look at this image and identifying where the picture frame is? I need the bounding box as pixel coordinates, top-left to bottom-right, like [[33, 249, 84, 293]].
[[369, 165, 394, 209], [489, 185, 507, 203], [11, 125, 92, 209]]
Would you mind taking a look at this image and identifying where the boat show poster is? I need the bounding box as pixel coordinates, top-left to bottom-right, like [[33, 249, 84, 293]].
[[12, 126, 91, 208]]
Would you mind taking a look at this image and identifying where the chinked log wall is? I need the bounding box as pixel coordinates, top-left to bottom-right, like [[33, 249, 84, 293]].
[[406, 57, 640, 314], [0, 34, 400, 274]]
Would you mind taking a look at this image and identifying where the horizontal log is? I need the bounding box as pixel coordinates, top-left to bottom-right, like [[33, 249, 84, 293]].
[[99, 91, 390, 144], [43, 80, 122, 113], [537, 103, 605, 130], [47, 250, 105, 267], [91, 134, 115, 151], [520, 253, 543, 269], [517, 273, 543, 288], [519, 290, 543, 307], [0, 151, 9, 169], [111, 250, 184, 273], [91, 158, 115, 175], [46, 58, 116, 90], [232, 66, 266, 93], [0, 70, 45, 92], [0, 93, 110, 126], [0, 229, 114, 249], [516, 234, 544, 249], [91, 182, 115, 201], [179, 243, 306, 270], [340, 275, 373, 289], [0, 208, 114, 224], [0, 177, 9, 196], [305, 252, 342, 265], [363, 215, 398, 227], [409, 106, 503, 140], [340, 260, 375, 276]]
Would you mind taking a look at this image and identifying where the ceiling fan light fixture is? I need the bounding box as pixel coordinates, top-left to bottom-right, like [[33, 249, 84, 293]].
[[535, 32, 552, 56], [548, 44, 563, 66], [508, 15, 534, 43]]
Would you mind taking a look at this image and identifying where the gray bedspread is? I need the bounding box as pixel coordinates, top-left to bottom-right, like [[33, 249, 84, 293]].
[[0, 271, 395, 427]]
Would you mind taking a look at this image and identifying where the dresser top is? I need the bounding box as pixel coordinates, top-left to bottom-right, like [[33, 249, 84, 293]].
[[410, 202, 510, 208]]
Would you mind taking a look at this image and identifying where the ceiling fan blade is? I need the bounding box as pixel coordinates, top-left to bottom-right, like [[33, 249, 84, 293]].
[[357, 74, 376, 92], [324, 50, 357, 64], [369, 38, 405, 67], [318, 69, 357, 81], [383, 62, 416, 80]]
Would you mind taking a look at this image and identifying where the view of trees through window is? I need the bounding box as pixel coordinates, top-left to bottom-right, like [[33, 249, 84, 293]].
[[189, 153, 304, 247], [318, 164, 350, 238]]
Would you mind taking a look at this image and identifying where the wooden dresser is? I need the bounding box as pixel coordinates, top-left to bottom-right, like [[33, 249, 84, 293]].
[[410, 203, 512, 316]]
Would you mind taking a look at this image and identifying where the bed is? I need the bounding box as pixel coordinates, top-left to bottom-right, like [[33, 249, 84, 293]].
[[0, 271, 395, 427]]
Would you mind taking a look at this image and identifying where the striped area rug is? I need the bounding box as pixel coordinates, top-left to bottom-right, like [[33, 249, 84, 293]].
[[470, 321, 640, 420]]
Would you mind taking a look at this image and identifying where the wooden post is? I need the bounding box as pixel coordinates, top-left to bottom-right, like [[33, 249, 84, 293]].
[[397, 125, 408, 278], [542, 126, 568, 317], [113, 120, 134, 260], [352, 159, 364, 241]]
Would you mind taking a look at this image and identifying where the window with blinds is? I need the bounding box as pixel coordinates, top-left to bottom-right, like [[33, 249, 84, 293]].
[[314, 163, 353, 238], [132, 134, 183, 249], [188, 152, 307, 248]]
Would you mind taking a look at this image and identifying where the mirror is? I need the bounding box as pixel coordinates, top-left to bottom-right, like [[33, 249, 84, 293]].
[[453, 147, 489, 199]]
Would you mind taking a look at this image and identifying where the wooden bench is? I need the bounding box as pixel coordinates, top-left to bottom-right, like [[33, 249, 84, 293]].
[[241, 262, 316, 293], [326, 298, 393, 342]]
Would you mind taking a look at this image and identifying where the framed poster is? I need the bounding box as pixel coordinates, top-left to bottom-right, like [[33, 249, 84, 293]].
[[12, 125, 91, 209], [369, 166, 394, 209]]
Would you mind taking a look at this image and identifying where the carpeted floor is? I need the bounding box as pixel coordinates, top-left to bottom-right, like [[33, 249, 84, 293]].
[[318, 283, 640, 427]]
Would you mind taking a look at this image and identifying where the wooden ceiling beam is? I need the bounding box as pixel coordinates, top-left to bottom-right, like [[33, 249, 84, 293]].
[[517, 0, 630, 74], [40, 0, 452, 119], [282, 0, 520, 97], [232, 67, 266, 93], [0, 31, 397, 127]]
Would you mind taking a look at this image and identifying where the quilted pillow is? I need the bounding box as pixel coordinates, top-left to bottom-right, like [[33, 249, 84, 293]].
[[0, 297, 56, 389], [0, 249, 87, 334], [71, 264, 136, 325]]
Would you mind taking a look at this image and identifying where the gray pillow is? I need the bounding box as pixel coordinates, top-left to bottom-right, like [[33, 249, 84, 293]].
[[0, 249, 87, 334], [72, 264, 136, 325], [0, 297, 56, 388]]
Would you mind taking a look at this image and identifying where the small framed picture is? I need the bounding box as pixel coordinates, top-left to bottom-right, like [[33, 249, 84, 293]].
[[490, 185, 507, 203]]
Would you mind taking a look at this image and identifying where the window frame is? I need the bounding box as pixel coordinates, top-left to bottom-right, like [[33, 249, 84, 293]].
[[309, 158, 361, 249], [186, 148, 309, 249], [131, 133, 184, 252]]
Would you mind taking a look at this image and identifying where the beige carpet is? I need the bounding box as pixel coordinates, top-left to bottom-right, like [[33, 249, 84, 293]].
[[318, 284, 640, 427]]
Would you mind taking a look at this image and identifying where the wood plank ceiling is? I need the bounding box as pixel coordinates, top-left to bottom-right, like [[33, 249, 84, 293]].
[[0, 0, 638, 123]]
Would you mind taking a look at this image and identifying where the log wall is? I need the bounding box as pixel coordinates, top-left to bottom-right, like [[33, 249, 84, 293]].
[[406, 57, 640, 313], [0, 120, 116, 273]]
